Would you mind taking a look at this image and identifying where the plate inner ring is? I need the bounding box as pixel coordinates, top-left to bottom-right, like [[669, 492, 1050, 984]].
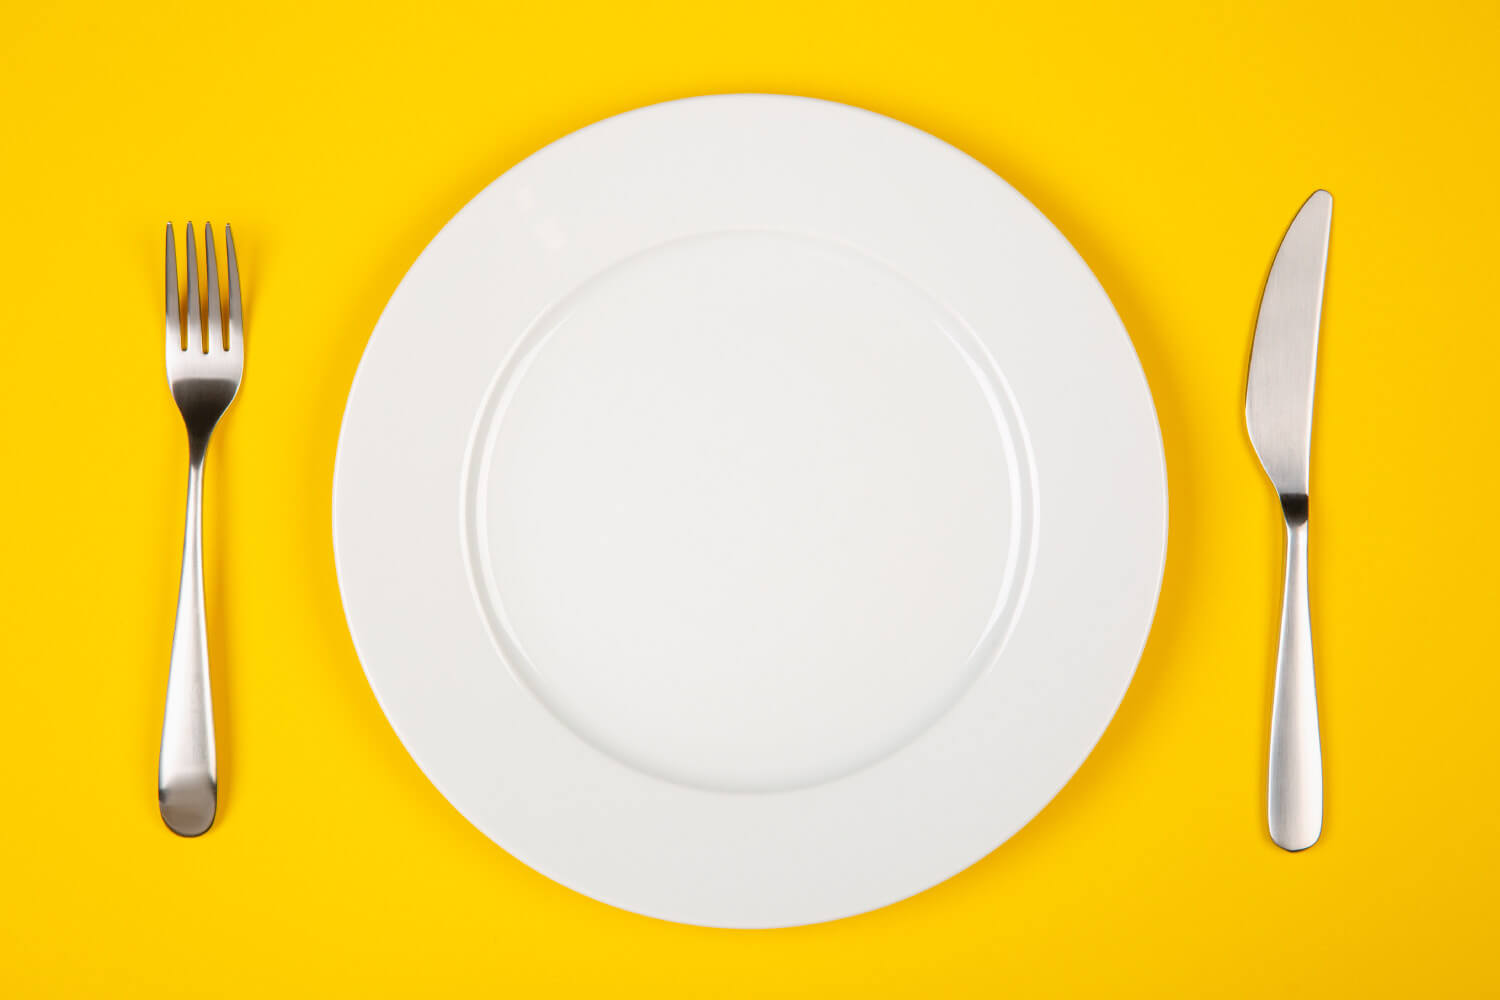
[[462, 229, 1036, 793]]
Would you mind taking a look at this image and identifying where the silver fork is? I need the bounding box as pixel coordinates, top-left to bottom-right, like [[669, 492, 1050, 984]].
[[160, 222, 243, 837]]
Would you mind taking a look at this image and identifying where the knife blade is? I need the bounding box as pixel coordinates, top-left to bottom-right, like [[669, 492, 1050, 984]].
[[1246, 190, 1332, 496], [1245, 189, 1332, 852]]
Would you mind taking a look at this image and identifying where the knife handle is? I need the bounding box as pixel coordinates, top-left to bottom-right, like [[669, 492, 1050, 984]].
[[1268, 496, 1322, 851]]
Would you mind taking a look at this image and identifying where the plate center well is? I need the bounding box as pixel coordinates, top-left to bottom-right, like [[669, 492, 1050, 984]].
[[464, 230, 1033, 792]]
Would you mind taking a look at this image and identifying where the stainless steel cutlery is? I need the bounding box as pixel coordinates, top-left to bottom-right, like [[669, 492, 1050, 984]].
[[1245, 191, 1332, 852], [146, 195, 1333, 857], [159, 222, 243, 837]]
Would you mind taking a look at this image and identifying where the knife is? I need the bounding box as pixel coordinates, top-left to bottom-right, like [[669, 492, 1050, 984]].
[[1245, 189, 1332, 852]]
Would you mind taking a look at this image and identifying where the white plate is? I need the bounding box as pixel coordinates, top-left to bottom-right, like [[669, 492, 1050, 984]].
[[334, 95, 1167, 928]]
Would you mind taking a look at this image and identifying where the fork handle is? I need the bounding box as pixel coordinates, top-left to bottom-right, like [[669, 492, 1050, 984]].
[[1267, 503, 1321, 851], [159, 449, 217, 836]]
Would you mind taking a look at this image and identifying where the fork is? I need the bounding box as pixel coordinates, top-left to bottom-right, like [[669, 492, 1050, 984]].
[[160, 222, 243, 837]]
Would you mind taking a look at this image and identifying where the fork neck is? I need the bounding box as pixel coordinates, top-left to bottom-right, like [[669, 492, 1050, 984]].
[[185, 429, 214, 468]]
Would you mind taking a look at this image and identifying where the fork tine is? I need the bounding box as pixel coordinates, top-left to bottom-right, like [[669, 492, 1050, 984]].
[[165, 224, 181, 352], [225, 224, 243, 355], [205, 224, 223, 351], [185, 223, 203, 353]]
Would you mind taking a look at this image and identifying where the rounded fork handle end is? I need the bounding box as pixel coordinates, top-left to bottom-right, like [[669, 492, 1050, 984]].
[[159, 773, 217, 837]]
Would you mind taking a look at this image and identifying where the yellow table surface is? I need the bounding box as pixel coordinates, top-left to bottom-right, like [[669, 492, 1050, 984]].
[[3, 0, 1498, 995]]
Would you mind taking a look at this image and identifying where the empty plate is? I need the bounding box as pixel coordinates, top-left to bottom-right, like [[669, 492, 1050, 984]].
[[333, 95, 1167, 928]]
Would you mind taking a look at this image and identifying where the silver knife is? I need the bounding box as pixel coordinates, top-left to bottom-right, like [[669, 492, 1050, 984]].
[[1246, 189, 1332, 852]]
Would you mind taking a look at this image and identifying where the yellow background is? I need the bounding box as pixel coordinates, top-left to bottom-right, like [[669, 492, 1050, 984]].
[[2, 0, 1497, 995]]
